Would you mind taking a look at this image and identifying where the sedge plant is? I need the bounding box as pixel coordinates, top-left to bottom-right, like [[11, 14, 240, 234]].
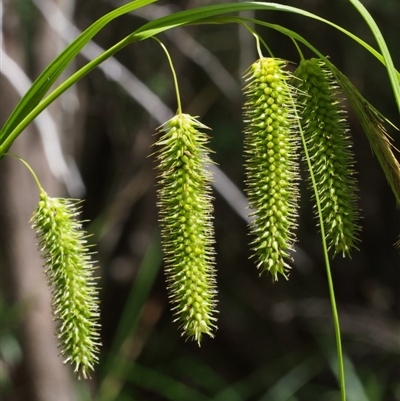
[[1, 1, 399, 400]]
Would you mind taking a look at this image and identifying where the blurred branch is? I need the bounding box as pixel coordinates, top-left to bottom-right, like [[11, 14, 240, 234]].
[[208, 162, 251, 223], [0, 1, 84, 197]]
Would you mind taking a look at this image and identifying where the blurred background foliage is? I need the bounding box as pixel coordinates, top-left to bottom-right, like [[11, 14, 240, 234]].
[[0, 0, 399, 400]]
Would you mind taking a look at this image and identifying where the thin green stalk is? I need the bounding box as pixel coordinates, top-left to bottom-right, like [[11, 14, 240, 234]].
[[253, 32, 263, 60], [4, 153, 43, 190], [241, 23, 273, 58], [152, 37, 182, 114], [292, 39, 305, 61], [208, 17, 347, 71], [291, 98, 346, 400]]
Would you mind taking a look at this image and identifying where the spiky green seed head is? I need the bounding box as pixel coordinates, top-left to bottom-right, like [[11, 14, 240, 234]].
[[243, 57, 300, 280], [31, 190, 101, 379], [294, 58, 361, 256], [155, 113, 217, 344]]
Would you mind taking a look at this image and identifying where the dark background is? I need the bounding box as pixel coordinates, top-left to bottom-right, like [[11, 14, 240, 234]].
[[1, 0, 399, 400]]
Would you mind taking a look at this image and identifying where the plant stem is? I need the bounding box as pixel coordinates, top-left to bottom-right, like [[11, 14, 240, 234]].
[[254, 32, 263, 59], [4, 153, 43, 191], [292, 39, 305, 61], [153, 37, 182, 114], [292, 97, 347, 401]]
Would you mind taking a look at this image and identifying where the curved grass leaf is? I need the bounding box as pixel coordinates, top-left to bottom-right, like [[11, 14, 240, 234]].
[[2, 1, 398, 155], [133, 1, 399, 81], [0, 0, 157, 143], [0, 35, 138, 154], [349, 0, 400, 113]]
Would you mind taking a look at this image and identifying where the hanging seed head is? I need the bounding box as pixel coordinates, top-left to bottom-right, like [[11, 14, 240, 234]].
[[31, 190, 101, 379], [155, 113, 217, 344], [243, 57, 300, 280], [294, 58, 361, 256]]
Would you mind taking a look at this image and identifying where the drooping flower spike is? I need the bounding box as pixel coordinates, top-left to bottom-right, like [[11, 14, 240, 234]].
[[243, 57, 300, 280], [294, 58, 361, 256], [155, 113, 217, 344], [31, 190, 101, 379]]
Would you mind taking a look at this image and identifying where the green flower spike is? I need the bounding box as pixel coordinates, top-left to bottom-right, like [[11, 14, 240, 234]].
[[295, 58, 361, 256], [31, 190, 100, 379], [243, 57, 300, 280], [155, 113, 217, 344]]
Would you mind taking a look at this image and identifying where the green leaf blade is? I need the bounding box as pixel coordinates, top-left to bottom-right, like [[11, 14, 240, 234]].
[[0, 0, 157, 143]]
